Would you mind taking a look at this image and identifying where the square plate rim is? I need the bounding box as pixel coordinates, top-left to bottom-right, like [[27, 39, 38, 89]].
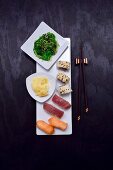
[[21, 21, 69, 70]]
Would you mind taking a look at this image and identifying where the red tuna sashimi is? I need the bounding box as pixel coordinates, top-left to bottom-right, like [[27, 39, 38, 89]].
[[43, 103, 64, 118], [52, 94, 71, 109]]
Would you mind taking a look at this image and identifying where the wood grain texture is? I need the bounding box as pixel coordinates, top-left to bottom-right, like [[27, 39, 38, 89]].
[[0, 0, 113, 169]]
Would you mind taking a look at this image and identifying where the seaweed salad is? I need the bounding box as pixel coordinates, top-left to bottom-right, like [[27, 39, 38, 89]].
[[33, 32, 59, 61]]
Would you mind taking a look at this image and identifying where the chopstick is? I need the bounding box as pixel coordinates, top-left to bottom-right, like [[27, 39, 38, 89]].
[[76, 42, 88, 121], [77, 55, 82, 121], [80, 43, 88, 113]]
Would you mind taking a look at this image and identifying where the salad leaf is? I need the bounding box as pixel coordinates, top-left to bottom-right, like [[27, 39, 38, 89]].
[[33, 32, 59, 61]]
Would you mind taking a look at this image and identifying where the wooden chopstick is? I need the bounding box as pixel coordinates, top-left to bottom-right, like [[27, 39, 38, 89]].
[[76, 42, 88, 121], [80, 43, 89, 113], [77, 55, 82, 121]]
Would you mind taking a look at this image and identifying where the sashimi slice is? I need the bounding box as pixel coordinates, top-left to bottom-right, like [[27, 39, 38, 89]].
[[43, 103, 64, 118], [52, 94, 71, 109]]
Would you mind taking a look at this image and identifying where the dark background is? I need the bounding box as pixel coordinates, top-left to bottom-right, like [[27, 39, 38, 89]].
[[0, 0, 113, 169]]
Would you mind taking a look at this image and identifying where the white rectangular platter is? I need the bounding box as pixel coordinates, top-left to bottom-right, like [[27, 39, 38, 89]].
[[36, 38, 72, 135]]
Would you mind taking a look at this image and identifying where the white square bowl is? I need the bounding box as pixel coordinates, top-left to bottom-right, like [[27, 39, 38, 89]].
[[21, 21, 68, 70]]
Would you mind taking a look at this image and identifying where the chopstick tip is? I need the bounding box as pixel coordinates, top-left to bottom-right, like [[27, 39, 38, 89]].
[[85, 108, 89, 112], [77, 115, 81, 121]]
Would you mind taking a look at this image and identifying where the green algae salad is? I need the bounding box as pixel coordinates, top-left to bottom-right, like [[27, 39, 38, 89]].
[[33, 32, 59, 61]]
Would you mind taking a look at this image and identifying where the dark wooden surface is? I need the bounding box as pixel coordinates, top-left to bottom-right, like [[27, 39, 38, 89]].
[[0, 0, 113, 169]]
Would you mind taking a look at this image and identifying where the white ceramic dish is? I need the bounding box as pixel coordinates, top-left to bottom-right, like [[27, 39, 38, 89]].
[[21, 21, 68, 70], [26, 72, 56, 103], [36, 38, 72, 135]]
